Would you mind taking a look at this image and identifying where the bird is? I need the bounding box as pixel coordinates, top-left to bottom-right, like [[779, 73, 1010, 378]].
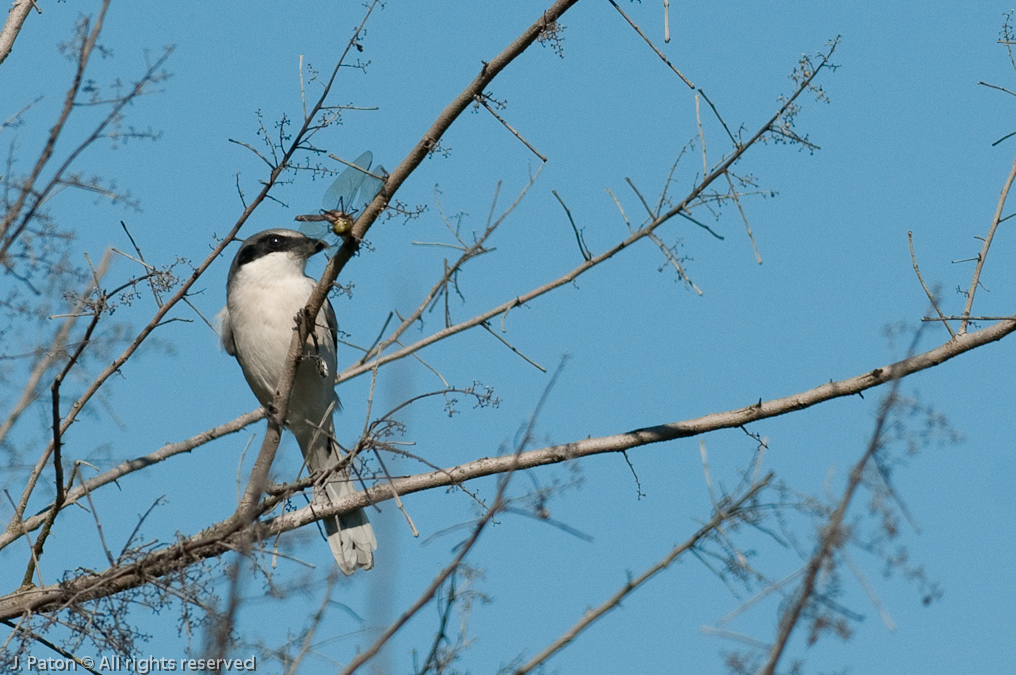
[[217, 228, 376, 574]]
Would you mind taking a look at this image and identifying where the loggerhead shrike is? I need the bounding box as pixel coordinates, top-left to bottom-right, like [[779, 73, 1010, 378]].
[[218, 228, 376, 574]]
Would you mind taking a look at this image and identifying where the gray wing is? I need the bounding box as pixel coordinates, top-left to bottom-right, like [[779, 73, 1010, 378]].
[[217, 306, 237, 356], [324, 298, 341, 403], [325, 298, 338, 355]]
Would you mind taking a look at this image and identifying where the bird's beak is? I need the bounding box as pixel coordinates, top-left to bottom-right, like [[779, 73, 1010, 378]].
[[305, 238, 328, 256]]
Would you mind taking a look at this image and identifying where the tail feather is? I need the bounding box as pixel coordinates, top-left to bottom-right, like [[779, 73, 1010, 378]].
[[295, 415, 376, 575], [319, 479, 377, 575]]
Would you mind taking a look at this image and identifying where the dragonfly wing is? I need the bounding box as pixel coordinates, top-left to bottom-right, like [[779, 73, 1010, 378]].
[[322, 150, 373, 211], [356, 165, 385, 210], [298, 219, 331, 240]]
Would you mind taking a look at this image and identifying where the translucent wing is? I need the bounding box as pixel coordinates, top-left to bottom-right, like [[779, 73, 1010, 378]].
[[358, 165, 385, 209], [298, 151, 384, 246], [297, 218, 332, 241], [322, 150, 373, 211]]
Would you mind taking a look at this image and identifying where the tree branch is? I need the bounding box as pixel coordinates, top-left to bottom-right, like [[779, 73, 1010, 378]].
[[512, 474, 772, 675], [0, 0, 37, 67], [1, 312, 1012, 621], [336, 38, 839, 384]]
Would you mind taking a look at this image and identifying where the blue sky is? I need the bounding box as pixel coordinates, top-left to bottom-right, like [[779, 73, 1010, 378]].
[[2, 1, 1015, 673]]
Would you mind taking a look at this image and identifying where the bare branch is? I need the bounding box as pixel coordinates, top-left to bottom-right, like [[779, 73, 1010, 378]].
[[1, 310, 1011, 620], [336, 41, 837, 383], [725, 171, 762, 264], [1, 409, 266, 551], [960, 149, 1016, 332], [607, 0, 694, 88], [758, 332, 921, 675], [0, 0, 39, 67], [474, 93, 548, 161], [552, 189, 592, 261], [512, 475, 772, 675], [356, 165, 544, 369], [908, 231, 955, 338]]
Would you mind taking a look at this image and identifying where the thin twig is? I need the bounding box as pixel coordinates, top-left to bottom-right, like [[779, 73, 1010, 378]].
[[663, 0, 670, 43], [961, 150, 1016, 332], [4, 490, 43, 589], [482, 321, 546, 372], [725, 172, 762, 264], [842, 549, 896, 631], [922, 315, 1016, 322], [698, 88, 738, 147], [299, 54, 308, 122], [908, 231, 955, 338], [74, 463, 115, 566], [977, 80, 1016, 97], [2, 310, 1014, 620], [716, 567, 806, 626], [474, 94, 548, 161], [758, 329, 922, 675], [118, 221, 164, 306], [699, 440, 717, 507], [336, 41, 836, 384], [552, 189, 592, 260], [285, 571, 337, 675], [375, 453, 420, 537], [696, 93, 708, 179], [607, 0, 693, 88]]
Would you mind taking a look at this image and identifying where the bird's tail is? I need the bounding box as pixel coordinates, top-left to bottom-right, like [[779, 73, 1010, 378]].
[[295, 415, 377, 575], [318, 474, 377, 575]]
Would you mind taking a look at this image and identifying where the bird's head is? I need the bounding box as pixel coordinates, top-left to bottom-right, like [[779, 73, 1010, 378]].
[[228, 228, 328, 285]]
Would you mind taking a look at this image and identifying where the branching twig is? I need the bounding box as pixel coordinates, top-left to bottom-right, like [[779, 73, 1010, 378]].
[[1, 311, 1011, 620], [474, 94, 548, 161], [511, 475, 772, 675], [757, 330, 921, 675], [0, 409, 265, 551], [960, 150, 1016, 332], [336, 42, 836, 383], [354, 165, 544, 369], [607, 0, 694, 88], [908, 231, 955, 338], [725, 172, 762, 264], [552, 189, 592, 261]]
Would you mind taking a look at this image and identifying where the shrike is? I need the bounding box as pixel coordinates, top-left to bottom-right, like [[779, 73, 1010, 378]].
[[218, 228, 376, 574]]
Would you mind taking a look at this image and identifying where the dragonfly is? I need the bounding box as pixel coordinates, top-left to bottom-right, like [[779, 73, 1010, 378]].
[[296, 150, 386, 243]]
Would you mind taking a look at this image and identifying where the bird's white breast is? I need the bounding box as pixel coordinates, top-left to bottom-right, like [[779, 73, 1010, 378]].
[[224, 253, 335, 411]]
